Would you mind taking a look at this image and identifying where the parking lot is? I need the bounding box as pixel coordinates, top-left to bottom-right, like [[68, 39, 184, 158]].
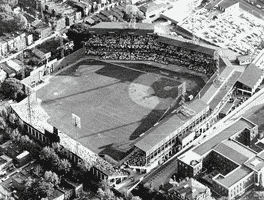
[[179, 8, 264, 56]]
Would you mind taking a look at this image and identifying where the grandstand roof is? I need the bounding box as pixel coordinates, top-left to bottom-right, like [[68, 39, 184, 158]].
[[135, 99, 208, 153], [209, 71, 242, 110], [201, 66, 235, 104], [214, 140, 255, 165], [219, 102, 233, 115], [157, 34, 218, 56], [214, 166, 252, 188], [88, 22, 155, 35], [193, 118, 255, 156], [238, 64, 263, 88], [218, 0, 239, 10]]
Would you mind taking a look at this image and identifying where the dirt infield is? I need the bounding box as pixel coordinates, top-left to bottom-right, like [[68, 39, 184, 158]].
[[37, 59, 182, 161]]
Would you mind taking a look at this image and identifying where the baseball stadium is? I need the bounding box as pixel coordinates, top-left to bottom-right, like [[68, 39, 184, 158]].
[[11, 22, 220, 182]]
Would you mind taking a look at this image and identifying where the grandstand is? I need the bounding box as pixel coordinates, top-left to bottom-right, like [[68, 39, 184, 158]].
[[85, 22, 218, 78]]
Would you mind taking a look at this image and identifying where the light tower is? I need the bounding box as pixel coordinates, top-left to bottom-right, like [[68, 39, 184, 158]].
[[213, 48, 224, 87], [26, 87, 32, 125]]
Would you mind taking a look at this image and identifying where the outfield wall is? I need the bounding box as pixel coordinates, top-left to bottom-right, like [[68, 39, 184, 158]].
[[22, 48, 86, 86], [52, 47, 86, 73]]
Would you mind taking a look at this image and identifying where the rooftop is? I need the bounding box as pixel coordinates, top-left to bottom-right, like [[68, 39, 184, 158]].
[[244, 156, 264, 172], [139, 2, 166, 14], [238, 64, 263, 88], [179, 151, 201, 166], [214, 140, 255, 165], [218, 0, 239, 9], [209, 71, 242, 110], [88, 22, 155, 35], [219, 102, 233, 115], [193, 118, 255, 156], [214, 166, 252, 188], [237, 55, 252, 62], [135, 99, 208, 153], [157, 34, 218, 56], [169, 178, 210, 200], [201, 66, 234, 104]]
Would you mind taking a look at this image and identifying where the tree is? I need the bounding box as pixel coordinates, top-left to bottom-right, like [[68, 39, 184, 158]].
[[97, 187, 115, 200], [0, 4, 12, 12], [0, 196, 15, 200], [26, 179, 54, 200], [0, 0, 18, 7], [58, 159, 71, 175], [0, 116, 6, 130], [50, 153, 60, 169], [8, 113, 17, 125], [131, 196, 142, 200], [1, 78, 25, 101], [124, 5, 145, 22], [44, 171, 60, 186], [10, 128, 21, 142], [77, 159, 91, 173], [97, 180, 117, 200], [40, 147, 56, 162]]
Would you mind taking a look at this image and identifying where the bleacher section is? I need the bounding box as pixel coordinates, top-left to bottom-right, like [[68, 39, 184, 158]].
[[85, 22, 218, 78]]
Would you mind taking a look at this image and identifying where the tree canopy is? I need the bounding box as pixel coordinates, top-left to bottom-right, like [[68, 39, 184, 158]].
[[0, 0, 18, 7], [124, 5, 145, 22], [44, 171, 60, 186], [1, 78, 25, 101], [25, 178, 54, 200], [0, 2, 27, 35]]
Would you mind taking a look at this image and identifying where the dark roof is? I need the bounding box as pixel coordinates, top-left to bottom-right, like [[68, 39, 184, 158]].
[[219, 102, 233, 115], [193, 118, 255, 156], [100, 10, 112, 17], [135, 99, 208, 153], [96, 13, 108, 21], [0, 63, 16, 76], [238, 64, 263, 88], [111, 8, 124, 17], [157, 34, 218, 55], [91, 16, 101, 23], [88, 22, 155, 35], [218, 0, 239, 9], [214, 140, 255, 165]]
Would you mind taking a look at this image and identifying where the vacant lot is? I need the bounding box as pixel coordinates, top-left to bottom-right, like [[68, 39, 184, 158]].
[[37, 59, 183, 161]]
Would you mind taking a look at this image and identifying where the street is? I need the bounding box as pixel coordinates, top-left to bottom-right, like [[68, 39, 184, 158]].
[[0, 32, 59, 64]]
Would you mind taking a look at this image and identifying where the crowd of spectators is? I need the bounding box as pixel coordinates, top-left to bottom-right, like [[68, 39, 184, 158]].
[[124, 149, 146, 167], [85, 33, 216, 76]]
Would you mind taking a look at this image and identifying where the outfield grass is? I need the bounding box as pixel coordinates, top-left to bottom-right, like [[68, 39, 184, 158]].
[[37, 59, 182, 161]]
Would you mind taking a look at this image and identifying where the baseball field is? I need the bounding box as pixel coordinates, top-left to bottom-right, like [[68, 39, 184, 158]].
[[37, 59, 204, 161]]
